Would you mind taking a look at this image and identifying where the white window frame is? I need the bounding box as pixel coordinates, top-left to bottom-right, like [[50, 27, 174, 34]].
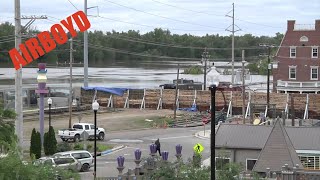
[[311, 66, 318, 80], [289, 66, 297, 80], [246, 158, 258, 171], [290, 46, 296, 58], [215, 157, 230, 170], [312, 46, 318, 58]]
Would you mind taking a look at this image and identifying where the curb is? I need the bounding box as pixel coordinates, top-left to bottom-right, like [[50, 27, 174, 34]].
[[100, 145, 126, 156], [202, 157, 210, 167], [194, 131, 210, 140]]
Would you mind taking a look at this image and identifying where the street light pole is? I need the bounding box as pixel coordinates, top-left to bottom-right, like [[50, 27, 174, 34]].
[[92, 100, 99, 180], [47, 98, 52, 127], [209, 84, 217, 180]]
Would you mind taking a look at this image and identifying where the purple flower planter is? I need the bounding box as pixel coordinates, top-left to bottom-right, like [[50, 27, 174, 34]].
[[134, 149, 142, 160], [117, 156, 125, 167], [161, 151, 169, 161], [176, 144, 182, 155], [150, 144, 157, 154], [38, 63, 46, 70], [38, 83, 46, 90]]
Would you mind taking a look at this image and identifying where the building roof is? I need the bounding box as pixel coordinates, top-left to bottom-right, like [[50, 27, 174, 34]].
[[215, 123, 320, 150], [252, 120, 303, 173]]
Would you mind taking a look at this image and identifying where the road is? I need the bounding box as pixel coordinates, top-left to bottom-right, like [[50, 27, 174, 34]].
[[80, 126, 211, 179]]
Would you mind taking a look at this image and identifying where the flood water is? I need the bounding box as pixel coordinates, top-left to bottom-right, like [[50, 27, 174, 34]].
[[0, 61, 270, 91]]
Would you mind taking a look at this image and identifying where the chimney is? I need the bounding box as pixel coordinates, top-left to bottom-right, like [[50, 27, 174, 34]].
[[315, 20, 320, 31], [287, 20, 295, 31]]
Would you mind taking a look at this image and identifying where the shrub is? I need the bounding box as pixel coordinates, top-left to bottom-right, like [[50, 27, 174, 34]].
[[183, 66, 203, 75], [30, 128, 41, 159], [56, 142, 72, 152], [73, 143, 84, 150], [46, 126, 57, 155], [43, 132, 49, 155], [0, 153, 80, 180]]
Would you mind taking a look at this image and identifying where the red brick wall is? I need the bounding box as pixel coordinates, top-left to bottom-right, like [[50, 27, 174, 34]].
[[273, 20, 320, 82]]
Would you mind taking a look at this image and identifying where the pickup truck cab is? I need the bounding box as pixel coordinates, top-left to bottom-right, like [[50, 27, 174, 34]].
[[58, 123, 105, 142]]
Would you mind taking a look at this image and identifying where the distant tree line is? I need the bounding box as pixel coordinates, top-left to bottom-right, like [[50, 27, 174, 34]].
[[0, 22, 283, 68]]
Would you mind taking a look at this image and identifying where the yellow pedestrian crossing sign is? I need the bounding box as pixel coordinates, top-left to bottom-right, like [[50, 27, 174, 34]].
[[193, 143, 204, 154]]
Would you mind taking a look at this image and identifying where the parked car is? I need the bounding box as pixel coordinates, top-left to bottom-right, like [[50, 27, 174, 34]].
[[53, 150, 93, 172], [58, 123, 105, 142], [33, 156, 81, 172]]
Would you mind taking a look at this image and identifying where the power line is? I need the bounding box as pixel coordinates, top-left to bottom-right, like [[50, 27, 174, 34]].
[[97, 15, 215, 32], [150, 0, 225, 17], [102, 0, 226, 30], [67, 0, 79, 10], [150, 0, 281, 29], [72, 40, 261, 61]]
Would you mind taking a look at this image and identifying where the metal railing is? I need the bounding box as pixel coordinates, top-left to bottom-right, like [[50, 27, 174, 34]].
[[277, 80, 320, 88]]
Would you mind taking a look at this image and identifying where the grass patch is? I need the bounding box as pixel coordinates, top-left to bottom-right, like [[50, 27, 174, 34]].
[[133, 116, 174, 128], [73, 142, 113, 152]]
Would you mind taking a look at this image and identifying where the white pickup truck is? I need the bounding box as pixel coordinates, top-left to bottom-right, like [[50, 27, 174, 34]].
[[58, 123, 106, 142]]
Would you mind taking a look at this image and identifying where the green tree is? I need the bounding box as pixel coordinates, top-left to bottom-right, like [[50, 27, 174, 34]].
[[43, 132, 49, 155], [44, 126, 57, 155], [30, 129, 41, 159]]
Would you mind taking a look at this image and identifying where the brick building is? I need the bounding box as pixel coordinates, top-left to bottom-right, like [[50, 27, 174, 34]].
[[273, 20, 320, 94]]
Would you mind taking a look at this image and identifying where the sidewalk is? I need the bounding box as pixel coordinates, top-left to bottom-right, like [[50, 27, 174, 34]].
[[194, 130, 211, 167]]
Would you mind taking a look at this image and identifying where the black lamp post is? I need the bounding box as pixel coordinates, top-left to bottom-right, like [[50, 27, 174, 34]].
[[92, 100, 99, 179], [47, 98, 52, 127], [209, 84, 217, 180]]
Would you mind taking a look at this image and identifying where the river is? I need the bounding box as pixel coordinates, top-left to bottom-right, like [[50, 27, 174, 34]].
[[0, 61, 270, 91]]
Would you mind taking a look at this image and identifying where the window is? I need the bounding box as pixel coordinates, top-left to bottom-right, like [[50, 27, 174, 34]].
[[80, 153, 91, 159], [289, 66, 296, 80], [300, 36, 309, 42], [215, 157, 230, 170], [85, 125, 89, 130], [44, 159, 53, 166], [290, 47, 296, 58], [312, 47, 318, 58], [71, 153, 81, 159], [54, 158, 75, 165], [90, 125, 95, 129], [73, 125, 83, 129], [299, 156, 320, 170], [246, 159, 257, 171], [311, 67, 318, 80]]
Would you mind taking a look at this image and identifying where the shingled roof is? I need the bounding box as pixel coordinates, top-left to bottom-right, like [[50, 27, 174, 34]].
[[215, 123, 320, 150], [252, 120, 303, 173]]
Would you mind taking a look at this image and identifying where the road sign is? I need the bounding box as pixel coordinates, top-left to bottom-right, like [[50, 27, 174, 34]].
[[193, 143, 204, 154]]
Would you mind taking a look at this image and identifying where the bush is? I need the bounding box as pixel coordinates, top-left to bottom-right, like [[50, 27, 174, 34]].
[[30, 128, 41, 159], [73, 143, 84, 150], [183, 66, 203, 75], [44, 126, 57, 155], [56, 142, 72, 152], [43, 132, 49, 155], [0, 153, 80, 180], [151, 155, 210, 180]]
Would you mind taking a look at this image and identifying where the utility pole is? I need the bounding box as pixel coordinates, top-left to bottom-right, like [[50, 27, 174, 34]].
[[242, 50, 246, 124], [226, 3, 240, 119], [291, 94, 295, 127], [173, 64, 180, 119], [231, 3, 235, 85], [226, 3, 240, 85], [202, 48, 209, 90], [84, 0, 88, 87], [14, 0, 23, 153], [259, 44, 275, 116], [69, 38, 74, 128]]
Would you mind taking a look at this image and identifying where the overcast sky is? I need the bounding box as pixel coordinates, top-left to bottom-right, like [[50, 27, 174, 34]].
[[1, 0, 319, 37]]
